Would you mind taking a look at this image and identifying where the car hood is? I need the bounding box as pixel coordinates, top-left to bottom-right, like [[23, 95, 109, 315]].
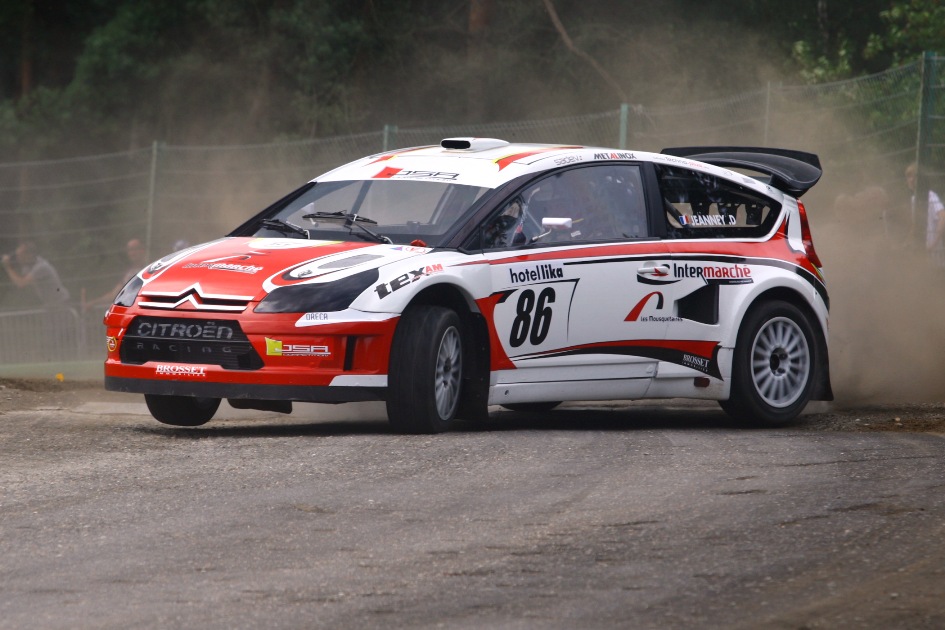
[[136, 237, 431, 309]]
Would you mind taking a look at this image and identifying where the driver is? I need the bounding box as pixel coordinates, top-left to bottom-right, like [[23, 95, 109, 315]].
[[482, 198, 526, 248]]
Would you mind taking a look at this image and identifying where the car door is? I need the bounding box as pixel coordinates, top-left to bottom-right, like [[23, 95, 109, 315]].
[[650, 163, 782, 381], [480, 163, 672, 399]]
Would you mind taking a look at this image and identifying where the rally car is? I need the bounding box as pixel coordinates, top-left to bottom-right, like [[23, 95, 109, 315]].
[[104, 138, 832, 432]]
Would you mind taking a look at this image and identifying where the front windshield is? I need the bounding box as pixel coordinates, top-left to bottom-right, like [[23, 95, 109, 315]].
[[253, 180, 490, 246]]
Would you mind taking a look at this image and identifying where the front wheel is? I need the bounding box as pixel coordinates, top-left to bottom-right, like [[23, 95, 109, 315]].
[[145, 394, 220, 427], [720, 300, 818, 427], [387, 306, 464, 433]]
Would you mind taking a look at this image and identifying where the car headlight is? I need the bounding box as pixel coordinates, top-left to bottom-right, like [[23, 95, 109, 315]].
[[254, 268, 379, 313], [114, 275, 144, 307]]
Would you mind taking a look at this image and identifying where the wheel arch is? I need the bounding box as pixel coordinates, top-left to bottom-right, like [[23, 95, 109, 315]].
[[398, 282, 491, 422]]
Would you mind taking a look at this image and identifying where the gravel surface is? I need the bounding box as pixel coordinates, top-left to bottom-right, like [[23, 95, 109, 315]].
[[1, 378, 944, 629]]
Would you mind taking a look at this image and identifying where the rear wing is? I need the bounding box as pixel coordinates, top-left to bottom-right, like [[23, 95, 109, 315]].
[[660, 146, 822, 197]]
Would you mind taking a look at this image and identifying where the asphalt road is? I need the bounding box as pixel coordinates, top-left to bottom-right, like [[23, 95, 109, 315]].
[[1, 387, 944, 629]]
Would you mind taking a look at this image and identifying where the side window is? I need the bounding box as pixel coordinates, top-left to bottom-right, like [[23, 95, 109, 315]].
[[655, 164, 780, 239], [479, 164, 648, 249]]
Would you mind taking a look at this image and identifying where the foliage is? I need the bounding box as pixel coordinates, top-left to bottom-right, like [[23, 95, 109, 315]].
[[0, 0, 942, 160], [866, 0, 945, 63]]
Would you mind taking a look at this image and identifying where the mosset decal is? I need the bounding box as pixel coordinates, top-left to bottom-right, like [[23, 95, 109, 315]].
[[682, 354, 711, 370]]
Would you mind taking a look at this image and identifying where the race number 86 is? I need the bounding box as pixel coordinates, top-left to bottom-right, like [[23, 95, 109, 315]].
[[509, 288, 555, 347]]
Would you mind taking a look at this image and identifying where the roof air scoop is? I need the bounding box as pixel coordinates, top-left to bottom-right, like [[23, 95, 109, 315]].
[[441, 137, 510, 151]]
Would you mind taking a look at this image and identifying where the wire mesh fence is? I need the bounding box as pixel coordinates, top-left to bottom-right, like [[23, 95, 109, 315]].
[[0, 57, 938, 367]]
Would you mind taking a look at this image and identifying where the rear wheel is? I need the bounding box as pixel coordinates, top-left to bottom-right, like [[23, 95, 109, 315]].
[[145, 394, 220, 427], [387, 306, 464, 433], [721, 300, 817, 427], [501, 402, 561, 413]]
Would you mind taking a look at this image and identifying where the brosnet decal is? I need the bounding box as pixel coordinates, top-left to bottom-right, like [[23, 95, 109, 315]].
[[155, 365, 207, 377]]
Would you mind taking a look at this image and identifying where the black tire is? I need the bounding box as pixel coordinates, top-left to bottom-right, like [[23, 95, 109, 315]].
[[720, 300, 818, 427], [387, 306, 464, 433], [145, 394, 220, 427], [500, 402, 561, 413]]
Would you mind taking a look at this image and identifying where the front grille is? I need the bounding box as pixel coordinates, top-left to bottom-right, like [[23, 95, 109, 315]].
[[120, 316, 263, 370]]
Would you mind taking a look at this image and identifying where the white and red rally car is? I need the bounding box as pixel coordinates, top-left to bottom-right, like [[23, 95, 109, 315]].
[[104, 138, 832, 431]]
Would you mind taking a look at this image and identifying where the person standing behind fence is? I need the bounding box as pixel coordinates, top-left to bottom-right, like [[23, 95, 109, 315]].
[[905, 162, 945, 269], [1, 241, 70, 307], [83, 238, 148, 311]]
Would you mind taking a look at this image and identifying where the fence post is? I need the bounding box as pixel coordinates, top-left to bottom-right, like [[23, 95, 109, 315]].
[[382, 124, 399, 152], [915, 51, 936, 243], [763, 81, 772, 146], [145, 140, 160, 261], [618, 103, 629, 149]]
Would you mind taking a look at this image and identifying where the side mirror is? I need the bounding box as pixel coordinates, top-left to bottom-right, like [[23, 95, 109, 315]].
[[541, 217, 573, 230]]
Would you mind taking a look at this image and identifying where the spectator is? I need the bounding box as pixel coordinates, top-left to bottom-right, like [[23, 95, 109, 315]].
[[82, 238, 148, 311], [905, 162, 945, 268], [1, 241, 70, 307]]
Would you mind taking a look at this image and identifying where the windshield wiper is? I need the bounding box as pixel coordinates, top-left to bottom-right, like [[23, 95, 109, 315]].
[[303, 211, 392, 244], [259, 218, 309, 239]]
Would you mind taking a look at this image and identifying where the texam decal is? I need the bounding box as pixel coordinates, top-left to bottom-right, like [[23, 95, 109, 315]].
[[374, 263, 444, 298], [265, 338, 331, 357], [155, 365, 207, 377], [106, 336, 118, 351]]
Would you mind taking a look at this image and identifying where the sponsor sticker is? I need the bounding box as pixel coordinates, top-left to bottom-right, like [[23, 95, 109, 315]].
[[592, 151, 637, 160], [374, 167, 459, 181], [553, 155, 583, 166], [265, 338, 331, 357], [106, 336, 118, 352], [679, 214, 737, 227], [134, 320, 235, 340], [374, 263, 444, 299], [155, 365, 207, 377], [507, 262, 564, 285]]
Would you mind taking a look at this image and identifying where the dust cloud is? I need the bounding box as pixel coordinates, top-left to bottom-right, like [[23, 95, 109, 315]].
[[112, 7, 945, 405]]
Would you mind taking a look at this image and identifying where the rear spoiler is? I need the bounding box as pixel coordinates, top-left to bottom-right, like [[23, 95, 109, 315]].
[[660, 146, 822, 197]]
